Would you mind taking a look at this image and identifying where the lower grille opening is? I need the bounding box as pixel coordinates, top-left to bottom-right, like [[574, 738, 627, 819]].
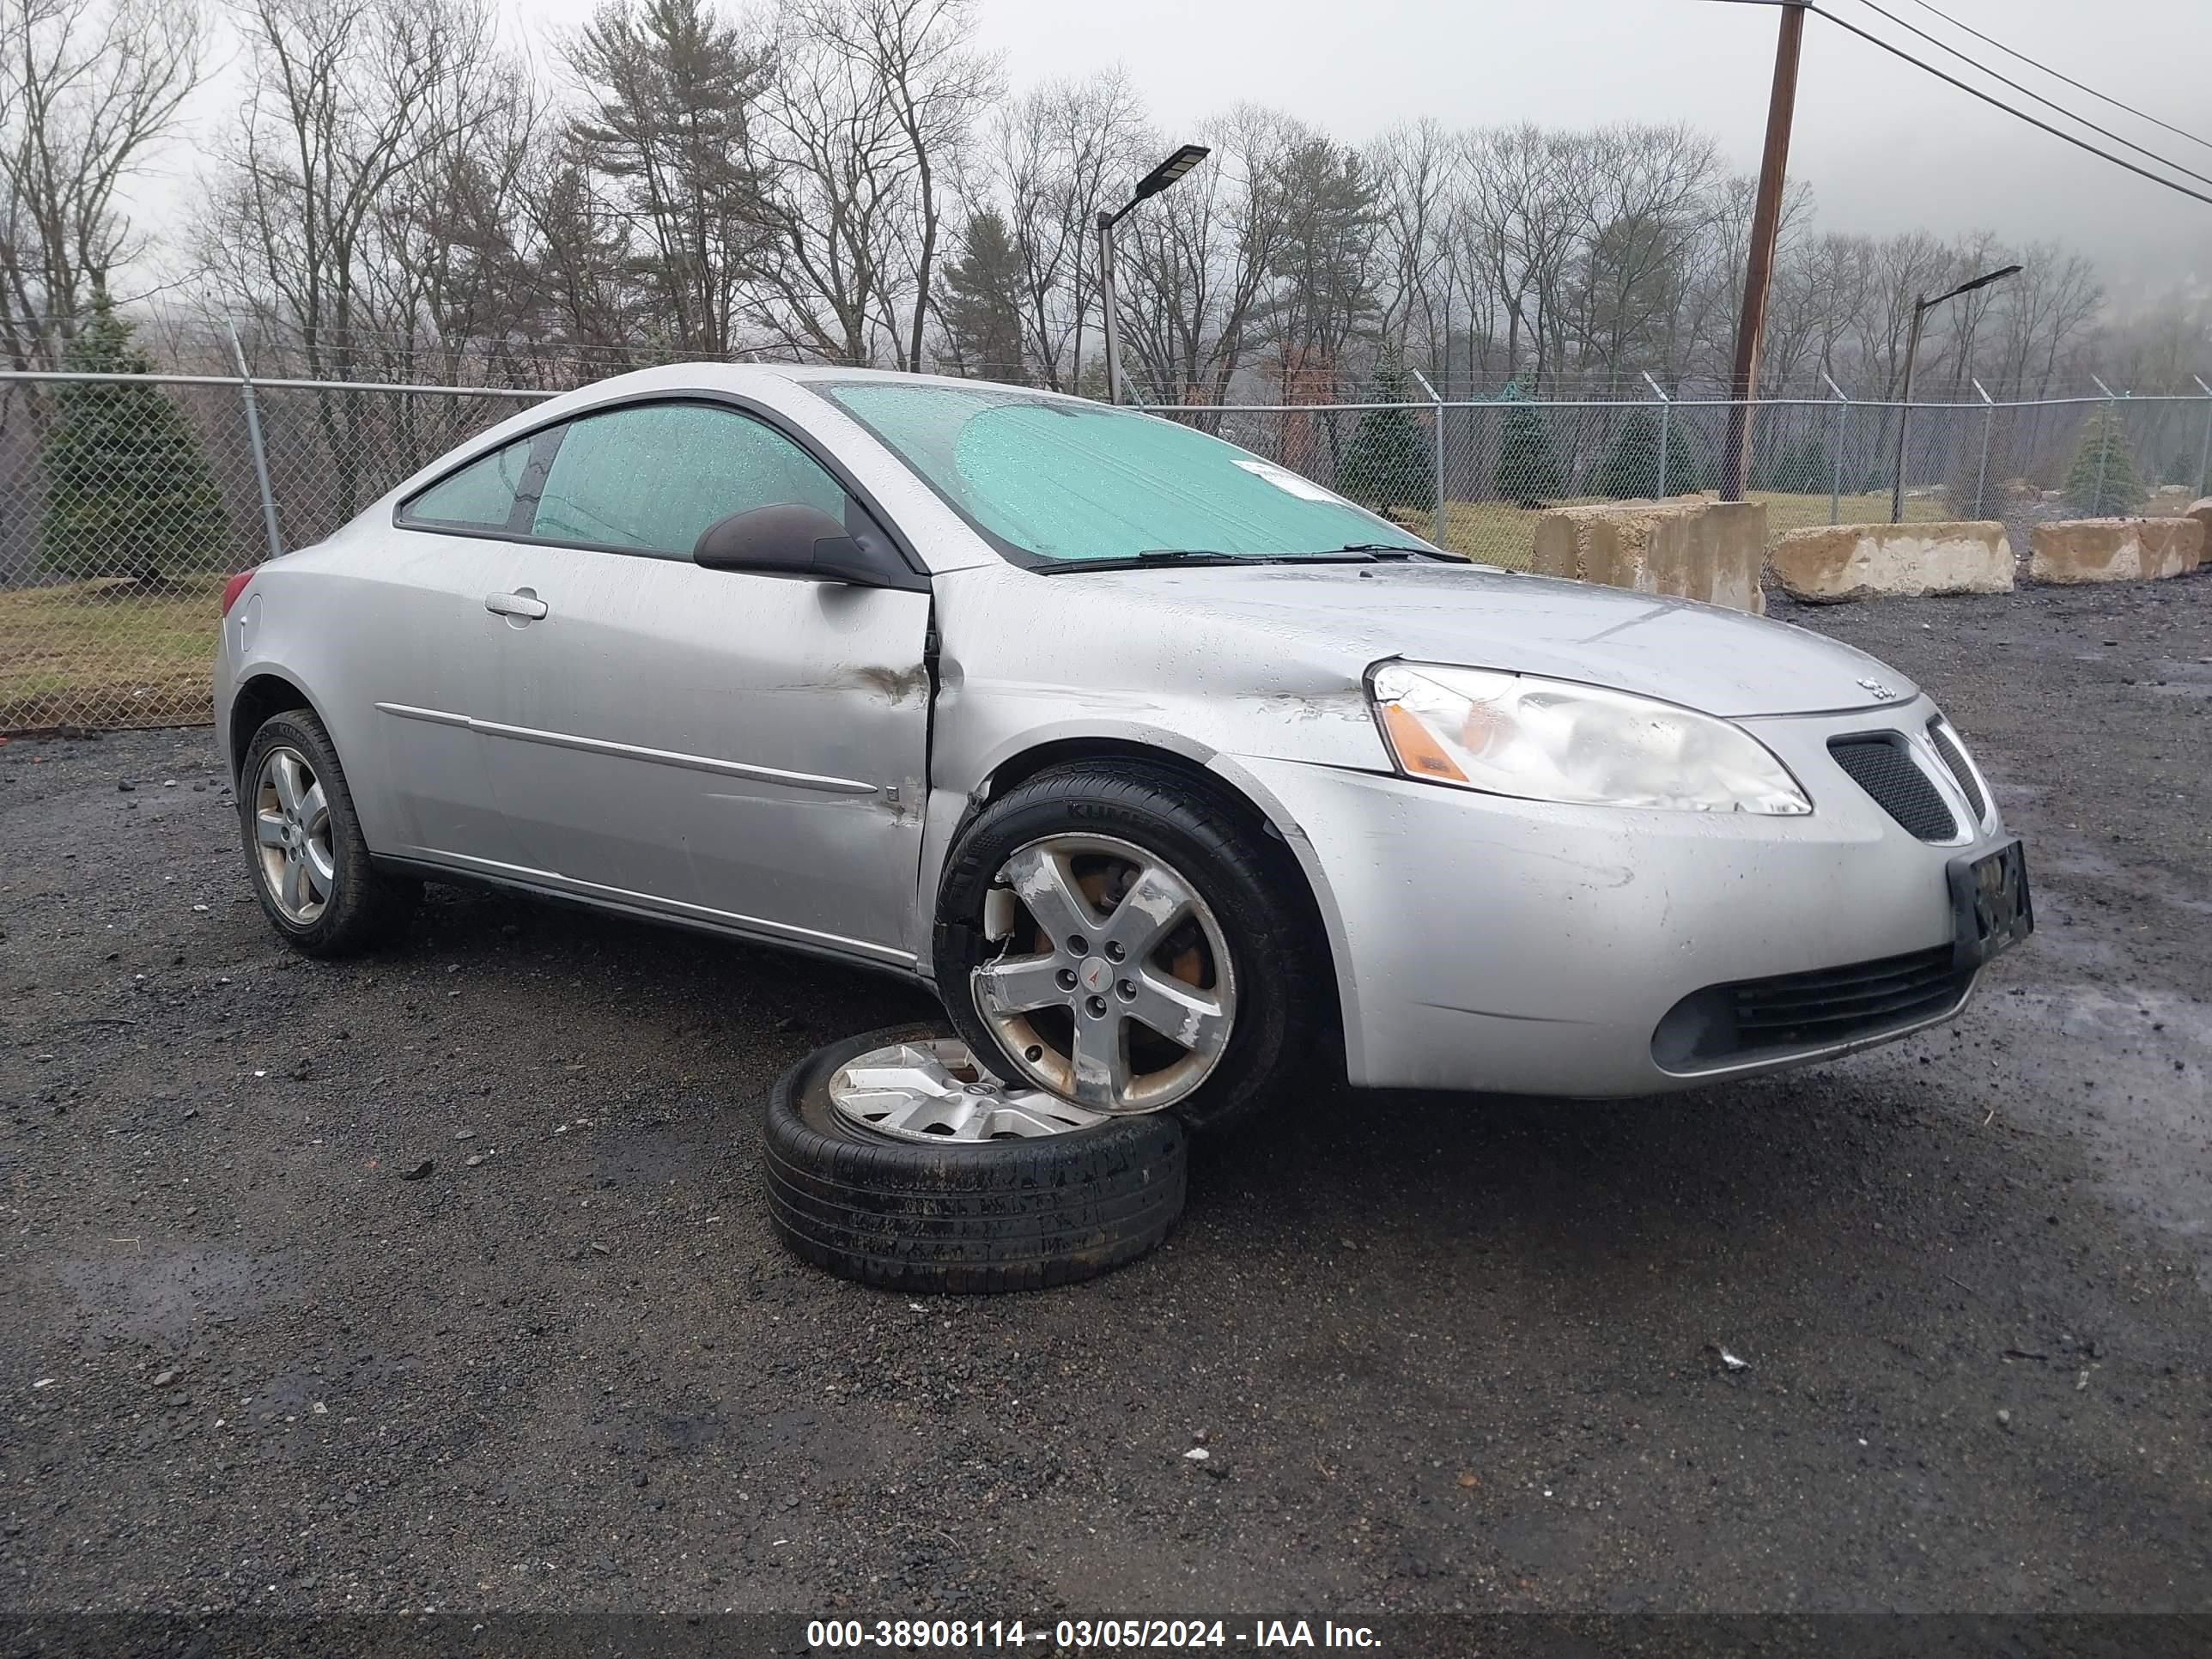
[[1652, 945, 1972, 1071]]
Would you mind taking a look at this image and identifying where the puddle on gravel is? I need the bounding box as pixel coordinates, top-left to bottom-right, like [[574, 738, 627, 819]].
[[1980, 986, 2211, 1283]]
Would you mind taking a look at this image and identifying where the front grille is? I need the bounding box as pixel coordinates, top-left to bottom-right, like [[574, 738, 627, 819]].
[[1830, 734, 1956, 841], [1652, 945, 1971, 1071], [1927, 721, 1986, 823]]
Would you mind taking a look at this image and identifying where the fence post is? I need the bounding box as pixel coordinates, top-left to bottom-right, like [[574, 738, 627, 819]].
[[1972, 378, 1996, 519], [1410, 365, 1446, 547], [2090, 374, 2119, 514], [1820, 371, 1848, 524], [1641, 372, 1671, 500], [2195, 375, 2212, 499], [226, 322, 284, 565]]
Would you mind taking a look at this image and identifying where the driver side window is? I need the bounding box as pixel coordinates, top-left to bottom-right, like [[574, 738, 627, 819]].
[[530, 402, 849, 558]]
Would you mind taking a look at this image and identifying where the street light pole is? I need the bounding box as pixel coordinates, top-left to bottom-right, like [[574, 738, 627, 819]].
[[1097, 143, 1209, 405], [1890, 263, 2021, 522]]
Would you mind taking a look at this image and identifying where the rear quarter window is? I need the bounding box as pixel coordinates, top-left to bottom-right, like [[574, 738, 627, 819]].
[[399, 437, 535, 531]]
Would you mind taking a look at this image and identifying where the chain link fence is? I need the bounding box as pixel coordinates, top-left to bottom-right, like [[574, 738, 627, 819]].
[[3, 367, 2209, 734]]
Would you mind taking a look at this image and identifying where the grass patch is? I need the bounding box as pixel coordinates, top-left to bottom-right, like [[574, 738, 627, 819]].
[[0, 574, 223, 731]]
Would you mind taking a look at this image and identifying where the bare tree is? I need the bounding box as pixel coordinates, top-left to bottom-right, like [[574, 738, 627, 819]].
[[0, 0, 205, 371]]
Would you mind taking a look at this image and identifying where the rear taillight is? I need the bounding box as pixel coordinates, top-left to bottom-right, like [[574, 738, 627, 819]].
[[220, 570, 255, 617]]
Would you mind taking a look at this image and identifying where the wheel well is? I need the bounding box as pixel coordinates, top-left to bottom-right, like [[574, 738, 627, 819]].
[[228, 673, 316, 781], [977, 738, 1346, 1054]]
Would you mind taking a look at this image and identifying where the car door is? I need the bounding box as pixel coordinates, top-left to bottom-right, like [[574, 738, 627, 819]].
[[343, 433, 553, 870], [479, 398, 933, 966]]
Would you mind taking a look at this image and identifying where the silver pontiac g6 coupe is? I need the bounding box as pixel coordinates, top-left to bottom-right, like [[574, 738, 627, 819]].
[[213, 364, 2032, 1133]]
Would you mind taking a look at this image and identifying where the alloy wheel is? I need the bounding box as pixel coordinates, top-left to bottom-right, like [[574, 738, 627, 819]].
[[969, 834, 1236, 1114], [251, 745, 337, 924], [826, 1036, 1107, 1141]]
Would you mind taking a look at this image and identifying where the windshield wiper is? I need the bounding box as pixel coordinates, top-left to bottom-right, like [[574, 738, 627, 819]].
[[1322, 543, 1460, 562]]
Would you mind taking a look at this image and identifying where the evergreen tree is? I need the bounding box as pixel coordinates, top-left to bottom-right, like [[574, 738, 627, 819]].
[[1493, 380, 1565, 506], [2063, 407, 2145, 516], [1589, 407, 1703, 499], [1751, 433, 1832, 495], [39, 309, 232, 585], [1338, 354, 1433, 513], [939, 210, 1029, 383]]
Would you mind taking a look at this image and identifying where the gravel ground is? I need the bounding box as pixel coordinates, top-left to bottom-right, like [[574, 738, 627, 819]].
[[2, 574, 2208, 1620]]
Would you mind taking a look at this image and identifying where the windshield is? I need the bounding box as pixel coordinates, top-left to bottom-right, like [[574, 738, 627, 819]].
[[818, 381, 1431, 566]]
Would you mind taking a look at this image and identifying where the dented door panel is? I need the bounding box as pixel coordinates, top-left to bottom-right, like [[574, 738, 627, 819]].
[[485, 544, 932, 962]]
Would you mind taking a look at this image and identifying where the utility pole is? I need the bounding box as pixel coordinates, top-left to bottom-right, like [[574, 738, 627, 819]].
[[1720, 2, 1806, 502]]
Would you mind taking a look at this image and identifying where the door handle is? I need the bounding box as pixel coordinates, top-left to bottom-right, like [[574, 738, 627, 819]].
[[485, 591, 549, 621]]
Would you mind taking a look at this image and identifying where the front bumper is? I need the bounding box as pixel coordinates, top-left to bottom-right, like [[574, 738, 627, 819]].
[[1235, 695, 2007, 1097]]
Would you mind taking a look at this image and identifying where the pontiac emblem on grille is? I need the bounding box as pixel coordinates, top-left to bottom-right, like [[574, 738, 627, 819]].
[[1856, 677, 1898, 701]]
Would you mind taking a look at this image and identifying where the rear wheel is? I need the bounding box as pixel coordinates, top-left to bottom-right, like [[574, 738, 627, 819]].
[[933, 762, 1323, 1132], [238, 710, 416, 956]]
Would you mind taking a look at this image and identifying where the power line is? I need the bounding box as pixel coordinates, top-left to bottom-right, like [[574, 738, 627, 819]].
[[1698, 1, 2212, 210], [1905, 0, 2212, 155], [1845, 0, 2212, 190]]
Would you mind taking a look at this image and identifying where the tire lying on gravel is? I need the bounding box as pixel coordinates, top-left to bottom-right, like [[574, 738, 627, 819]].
[[763, 1024, 1188, 1294]]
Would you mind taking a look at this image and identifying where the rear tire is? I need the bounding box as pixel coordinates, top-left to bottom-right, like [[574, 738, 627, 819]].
[[239, 709, 417, 957], [763, 1024, 1188, 1294]]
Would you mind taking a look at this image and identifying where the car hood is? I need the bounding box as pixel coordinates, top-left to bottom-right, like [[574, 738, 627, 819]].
[[1048, 561, 1916, 718]]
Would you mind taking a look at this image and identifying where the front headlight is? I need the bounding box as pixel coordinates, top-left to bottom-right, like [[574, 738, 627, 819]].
[[1367, 661, 1811, 814]]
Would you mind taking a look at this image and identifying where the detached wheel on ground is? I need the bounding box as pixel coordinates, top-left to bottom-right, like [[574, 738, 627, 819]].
[[763, 1024, 1188, 1294], [238, 708, 417, 956]]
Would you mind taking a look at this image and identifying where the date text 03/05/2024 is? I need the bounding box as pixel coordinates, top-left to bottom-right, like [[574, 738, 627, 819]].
[[802, 1619, 1382, 1649]]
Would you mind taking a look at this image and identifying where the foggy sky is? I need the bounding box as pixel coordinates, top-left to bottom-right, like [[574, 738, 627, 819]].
[[144, 0, 2212, 308]]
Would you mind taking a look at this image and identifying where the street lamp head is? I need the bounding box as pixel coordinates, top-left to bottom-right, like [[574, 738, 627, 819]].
[[1132, 143, 1211, 204], [1923, 264, 2024, 310]]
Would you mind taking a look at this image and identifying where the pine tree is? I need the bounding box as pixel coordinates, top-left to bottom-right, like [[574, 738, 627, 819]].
[[1589, 407, 1703, 499], [1750, 433, 1832, 495], [939, 210, 1029, 383], [2063, 407, 2146, 516], [1493, 380, 1565, 506], [1338, 354, 1433, 513], [39, 309, 232, 585]]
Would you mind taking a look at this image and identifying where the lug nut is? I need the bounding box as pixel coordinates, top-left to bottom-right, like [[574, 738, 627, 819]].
[[1055, 968, 1078, 991], [1066, 935, 1089, 956], [1116, 979, 1137, 1000], [1103, 940, 1125, 962], [1085, 995, 1108, 1018]]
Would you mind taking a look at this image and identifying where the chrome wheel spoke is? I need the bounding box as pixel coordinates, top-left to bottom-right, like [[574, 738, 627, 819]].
[[270, 751, 306, 816], [303, 841, 337, 898], [254, 809, 288, 847], [298, 780, 328, 832], [1000, 844, 1100, 945], [282, 849, 313, 913], [1066, 1007, 1126, 1109], [1101, 863, 1194, 959], [1127, 969, 1231, 1058], [973, 951, 1070, 1017]]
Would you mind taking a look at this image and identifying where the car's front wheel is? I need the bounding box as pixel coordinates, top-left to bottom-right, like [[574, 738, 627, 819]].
[[933, 761, 1324, 1132], [238, 709, 417, 956]]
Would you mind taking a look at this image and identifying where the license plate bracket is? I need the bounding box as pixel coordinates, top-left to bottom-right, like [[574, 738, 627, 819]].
[[1948, 839, 2033, 969]]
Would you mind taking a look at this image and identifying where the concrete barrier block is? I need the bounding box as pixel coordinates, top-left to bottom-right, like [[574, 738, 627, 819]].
[[2029, 518, 2205, 584], [1528, 499, 1767, 615], [1768, 520, 2013, 603], [2188, 498, 2212, 566]]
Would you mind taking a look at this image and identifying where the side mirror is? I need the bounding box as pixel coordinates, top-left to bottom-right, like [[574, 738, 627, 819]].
[[691, 503, 919, 589]]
